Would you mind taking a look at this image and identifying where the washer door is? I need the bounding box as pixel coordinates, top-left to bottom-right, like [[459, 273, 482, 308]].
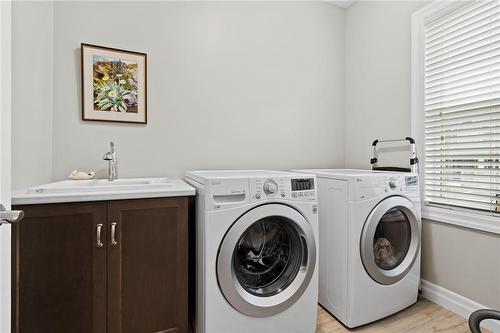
[[360, 196, 420, 285], [217, 204, 316, 317]]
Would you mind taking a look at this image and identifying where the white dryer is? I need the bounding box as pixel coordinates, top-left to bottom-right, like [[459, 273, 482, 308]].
[[185, 170, 319, 333], [294, 169, 421, 328]]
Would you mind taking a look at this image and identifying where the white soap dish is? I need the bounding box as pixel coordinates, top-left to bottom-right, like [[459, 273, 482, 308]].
[[68, 170, 96, 180]]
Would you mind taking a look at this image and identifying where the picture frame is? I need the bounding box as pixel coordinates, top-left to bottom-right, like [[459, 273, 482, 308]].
[[81, 43, 147, 124]]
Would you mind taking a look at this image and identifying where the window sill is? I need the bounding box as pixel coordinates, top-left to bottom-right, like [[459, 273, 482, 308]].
[[422, 206, 500, 235]]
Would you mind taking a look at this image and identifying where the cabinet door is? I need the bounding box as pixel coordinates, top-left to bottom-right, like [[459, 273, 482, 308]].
[[12, 202, 107, 333], [107, 198, 188, 333]]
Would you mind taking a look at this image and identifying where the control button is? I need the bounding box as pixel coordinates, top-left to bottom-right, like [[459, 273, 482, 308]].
[[255, 193, 261, 199], [298, 192, 304, 197], [304, 192, 309, 196], [310, 191, 315, 196], [281, 192, 286, 198], [263, 180, 278, 195], [292, 192, 297, 198]]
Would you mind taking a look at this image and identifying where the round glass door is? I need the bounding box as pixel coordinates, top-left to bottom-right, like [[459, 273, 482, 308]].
[[360, 196, 420, 285], [233, 216, 303, 297], [217, 204, 316, 318], [373, 208, 411, 270]]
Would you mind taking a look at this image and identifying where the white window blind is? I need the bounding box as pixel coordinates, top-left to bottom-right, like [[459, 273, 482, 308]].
[[424, 0, 500, 213]]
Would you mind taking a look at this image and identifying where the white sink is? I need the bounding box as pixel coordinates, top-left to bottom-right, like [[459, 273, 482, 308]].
[[26, 177, 173, 194], [13, 178, 195, 205]]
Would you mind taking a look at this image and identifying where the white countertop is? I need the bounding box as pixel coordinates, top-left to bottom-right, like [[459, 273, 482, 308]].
[[12, 178, 195, 205]]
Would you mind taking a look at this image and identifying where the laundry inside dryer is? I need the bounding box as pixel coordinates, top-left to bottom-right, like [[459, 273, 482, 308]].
[[373, 208, 412, 270]]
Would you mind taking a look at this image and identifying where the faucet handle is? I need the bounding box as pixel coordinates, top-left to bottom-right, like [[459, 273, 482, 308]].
[[103, 152, 113, 160], [103, 141, 116, 160]]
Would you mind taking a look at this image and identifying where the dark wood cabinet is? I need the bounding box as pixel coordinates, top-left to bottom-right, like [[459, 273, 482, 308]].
[[107, 198, 188, 333], [12, 197, 189, 333], [12, 202, 107, 333]]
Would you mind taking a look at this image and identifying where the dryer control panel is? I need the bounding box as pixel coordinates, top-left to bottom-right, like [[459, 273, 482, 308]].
[[350, 173, 420, 202], [249, 177, 317, 203]]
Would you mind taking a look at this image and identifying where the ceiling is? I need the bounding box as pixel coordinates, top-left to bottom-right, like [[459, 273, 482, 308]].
[[325, 1, 356, 9]]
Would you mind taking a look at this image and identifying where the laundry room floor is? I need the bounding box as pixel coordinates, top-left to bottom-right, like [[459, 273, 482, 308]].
[[316, 298, 490, 333]]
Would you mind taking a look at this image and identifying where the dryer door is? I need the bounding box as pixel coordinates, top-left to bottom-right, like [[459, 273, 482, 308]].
[[360, 196, 420, 285], [217, 204, 316, 317]]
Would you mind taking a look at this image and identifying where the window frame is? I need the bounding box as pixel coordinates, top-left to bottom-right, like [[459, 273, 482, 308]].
[[411, 0, 500, 235]]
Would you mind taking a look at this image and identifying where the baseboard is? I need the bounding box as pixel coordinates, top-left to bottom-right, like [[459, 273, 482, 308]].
[[421, 279, 500, 333]]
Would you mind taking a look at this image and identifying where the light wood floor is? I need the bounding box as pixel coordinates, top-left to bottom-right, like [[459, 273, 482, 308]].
[[316, 298, 488, 333]]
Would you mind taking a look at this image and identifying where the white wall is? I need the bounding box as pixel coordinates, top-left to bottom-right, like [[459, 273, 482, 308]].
[[345, 1, 426, 169], [12, 1, 53, 190], [344, 0, 500, 310], [422, 221, 500, 309], [48, 1, 345, 182]]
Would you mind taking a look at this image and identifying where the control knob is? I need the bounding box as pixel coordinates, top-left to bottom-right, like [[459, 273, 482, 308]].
[[263, 180, 278, 195], [389, 180, 397, 190]]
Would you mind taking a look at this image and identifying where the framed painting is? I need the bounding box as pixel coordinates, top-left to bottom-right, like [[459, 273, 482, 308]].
[[81, 43, 147, 124]]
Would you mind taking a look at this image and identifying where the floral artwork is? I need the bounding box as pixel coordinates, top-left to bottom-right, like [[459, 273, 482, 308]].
[[93, 56, 138, 113], [81, 44, 147, 123]]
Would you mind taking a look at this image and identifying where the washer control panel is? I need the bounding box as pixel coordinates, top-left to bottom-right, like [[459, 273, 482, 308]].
[[263, 180, 279, 195], [290, 178, 316, 199], [250, 177, 316, 202]]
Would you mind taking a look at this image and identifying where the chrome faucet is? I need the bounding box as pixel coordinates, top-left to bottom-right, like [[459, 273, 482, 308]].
[[103, 141, 118, 181]]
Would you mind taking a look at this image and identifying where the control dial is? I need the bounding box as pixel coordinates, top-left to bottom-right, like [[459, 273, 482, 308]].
[[263, 180, 278, 195], [389, 179, 397, 190]]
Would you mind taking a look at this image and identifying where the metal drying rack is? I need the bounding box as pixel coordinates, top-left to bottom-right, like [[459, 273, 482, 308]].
[[370, 137, 419, 173]]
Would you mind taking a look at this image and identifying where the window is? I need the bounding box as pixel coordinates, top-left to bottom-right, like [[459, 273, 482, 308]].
[[424, 1, 500, 212], [413, 0, 500, 233]]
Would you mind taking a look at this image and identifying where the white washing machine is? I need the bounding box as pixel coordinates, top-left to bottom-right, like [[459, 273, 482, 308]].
[[185, 170, 319, 333], [294, 169, 421, 328]]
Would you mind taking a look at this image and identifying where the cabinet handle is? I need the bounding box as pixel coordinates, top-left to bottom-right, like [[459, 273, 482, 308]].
[[96, 224, 103, 248], [111, 222, 117, 246]]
